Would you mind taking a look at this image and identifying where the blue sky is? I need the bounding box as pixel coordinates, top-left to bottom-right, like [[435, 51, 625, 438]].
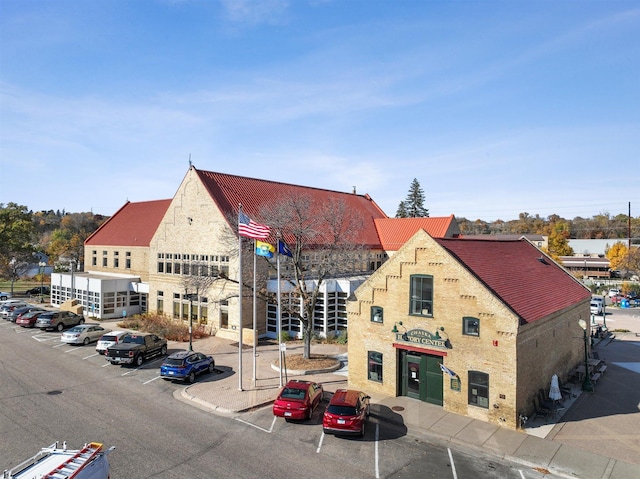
[[1, 0, 638, 221]]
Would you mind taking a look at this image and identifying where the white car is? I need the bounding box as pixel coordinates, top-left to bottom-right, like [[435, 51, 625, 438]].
[[590, 301, 603, 315], [608, 289, 621, 298], [61, 324, 111, 345], [96, 330, 129, 355]]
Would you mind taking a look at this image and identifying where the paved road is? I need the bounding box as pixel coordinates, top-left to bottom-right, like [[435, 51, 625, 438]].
[[0, 319, 568, 478]]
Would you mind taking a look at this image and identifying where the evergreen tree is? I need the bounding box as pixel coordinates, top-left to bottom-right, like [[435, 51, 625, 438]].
[[396, 178, 429, 217], [395, 201, 407, 218]]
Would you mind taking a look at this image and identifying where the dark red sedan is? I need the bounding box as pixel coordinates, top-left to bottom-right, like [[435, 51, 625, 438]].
[[273, 380, 324, 420], [16, 310, 45, 328]]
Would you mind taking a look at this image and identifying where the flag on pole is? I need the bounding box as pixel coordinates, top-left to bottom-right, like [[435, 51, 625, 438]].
[[256, 241, 275, 258], [278, 239, 293, 257], [238, 211, 270, 240], [439, 362, 456, 377]]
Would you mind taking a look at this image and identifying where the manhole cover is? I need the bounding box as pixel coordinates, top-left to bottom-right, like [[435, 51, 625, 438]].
[[391, 406, 405, 412], [47, 390, 62, 395]]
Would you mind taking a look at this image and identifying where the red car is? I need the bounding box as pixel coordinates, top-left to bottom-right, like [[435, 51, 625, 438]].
[[323, 389, 370, 437], [273, 380, 324, 420], [15, 309, 46, 328]]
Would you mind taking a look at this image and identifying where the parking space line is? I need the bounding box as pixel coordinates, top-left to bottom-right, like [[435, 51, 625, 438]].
[[518, 470, 526, 478], [316, 431, 325, 453], [32, 335, 55, 342], [447, 448, 458, 479], [234, 415, 276, 433], [101, 362, 111, 367], [65, 347, 79, 353], [143, 376, 162, 384], [83, 352, 99, 360], [53, 343, 66, 348], [375, 424, 379, 479]]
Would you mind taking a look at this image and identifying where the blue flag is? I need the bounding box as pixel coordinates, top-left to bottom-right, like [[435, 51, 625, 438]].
[[278, 239, 293, 257]]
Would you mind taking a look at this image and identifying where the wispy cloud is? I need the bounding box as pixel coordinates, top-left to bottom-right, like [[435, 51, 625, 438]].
[[218, 0, 290, 25]]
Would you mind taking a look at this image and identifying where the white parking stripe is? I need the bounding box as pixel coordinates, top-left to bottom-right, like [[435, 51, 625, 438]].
[[52, 342, 65, 348], [65, 347, 78, 353], [375, 423, 380, 479], [316, 431, 325, 453], [447, 448, 458, 479], [519, 470, 526, 478], [234, 415, 276, 433], [83, 352, 99, 360], [143, 376, 162, 384]]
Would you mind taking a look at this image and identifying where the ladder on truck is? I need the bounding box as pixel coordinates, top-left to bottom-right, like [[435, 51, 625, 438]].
[[41, 442, 103, 479]]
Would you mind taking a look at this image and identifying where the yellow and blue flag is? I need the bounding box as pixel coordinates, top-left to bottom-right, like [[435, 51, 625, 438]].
[[256, 240, 275, 258]]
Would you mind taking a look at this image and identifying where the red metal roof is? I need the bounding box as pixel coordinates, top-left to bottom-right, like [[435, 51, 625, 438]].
[[196, 168, 388, 246], [85, 199, 171, 247], [375, 216, 457, 250], [434, 238, 591, 324]]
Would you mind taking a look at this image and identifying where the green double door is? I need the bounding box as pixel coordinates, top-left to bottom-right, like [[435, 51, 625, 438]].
[[401, 351, 443, 406]]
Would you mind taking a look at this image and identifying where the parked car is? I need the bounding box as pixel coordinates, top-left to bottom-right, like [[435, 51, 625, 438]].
[[273, 379, 324, 420], [16, 309, 46, 328], [96, 330, 130, 355], [160, 351, 215, 383], [323, 389, 370, 437], [0, 291, 13, 301], [625, 291, 639, 301], [35, 311, 84, 331], [7, 306, 46, 322], [608, 288, 621, 297], [1, 301, 28, 319], [25, 286, 51, 295], [106, 333, 167, 366], [61, 324, 111, 345], [590, 301, 603, 316]]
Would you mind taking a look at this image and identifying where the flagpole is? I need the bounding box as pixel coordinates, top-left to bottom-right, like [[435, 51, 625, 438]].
[[238, 205, 244, 392], [252, 239, 257, 388], [277, 237, 283, 387]]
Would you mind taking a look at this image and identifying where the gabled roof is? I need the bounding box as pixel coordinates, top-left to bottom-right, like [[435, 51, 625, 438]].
[[461, 234, 545, 241], [196, 168, 388, 247], [85, 200, 172, 247], [374, 215, 458, 250], [434, 237, 591, 324]]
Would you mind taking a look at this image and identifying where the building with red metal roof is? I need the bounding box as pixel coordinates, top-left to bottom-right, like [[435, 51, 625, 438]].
[[55, 166, 457, 343], [347, 229, 591, 430]]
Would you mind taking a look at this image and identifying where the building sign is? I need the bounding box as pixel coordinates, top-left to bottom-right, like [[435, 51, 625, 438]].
[[450, 377, 461, 391], [394, 328, 448, 349]]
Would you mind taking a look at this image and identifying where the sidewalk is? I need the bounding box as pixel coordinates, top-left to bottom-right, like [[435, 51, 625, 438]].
[[176, 334, 640, 479]]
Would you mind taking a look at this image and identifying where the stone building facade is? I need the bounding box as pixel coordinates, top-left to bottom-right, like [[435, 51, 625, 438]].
[[347, 230, 590, 429]]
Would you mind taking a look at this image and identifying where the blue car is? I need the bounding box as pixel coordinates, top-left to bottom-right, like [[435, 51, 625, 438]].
[[160, 351, 215, 383]]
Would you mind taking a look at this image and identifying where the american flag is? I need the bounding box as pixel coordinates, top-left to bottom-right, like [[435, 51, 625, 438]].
[[238, 211, 270, 240]]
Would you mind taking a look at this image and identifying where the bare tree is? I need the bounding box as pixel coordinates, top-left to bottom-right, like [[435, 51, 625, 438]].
[[261, 195, 366, 359], [180, 262, 219, 349]]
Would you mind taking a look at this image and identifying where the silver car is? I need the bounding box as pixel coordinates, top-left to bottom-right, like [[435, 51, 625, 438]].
[[61, 324, 111, 345]]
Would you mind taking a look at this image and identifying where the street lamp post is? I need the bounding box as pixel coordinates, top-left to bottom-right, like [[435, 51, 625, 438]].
[[578, 319, 594, 393], [186, 293, 197, 351], [38, 261, 46, 303]]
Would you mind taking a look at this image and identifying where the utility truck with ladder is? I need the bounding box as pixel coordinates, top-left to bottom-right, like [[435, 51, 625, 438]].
[[3, 441, 114, 479]]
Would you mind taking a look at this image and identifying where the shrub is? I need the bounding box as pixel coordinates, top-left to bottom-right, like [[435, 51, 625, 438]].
[[117, 313, 209, 342], [279, 330, 291, 342]]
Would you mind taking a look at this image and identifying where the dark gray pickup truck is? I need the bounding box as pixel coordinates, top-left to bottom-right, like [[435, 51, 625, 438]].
[[106, 333, 167, 366]]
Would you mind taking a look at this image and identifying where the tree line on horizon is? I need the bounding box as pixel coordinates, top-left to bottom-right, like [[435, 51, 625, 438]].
[[1, 193, 639, 280]]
